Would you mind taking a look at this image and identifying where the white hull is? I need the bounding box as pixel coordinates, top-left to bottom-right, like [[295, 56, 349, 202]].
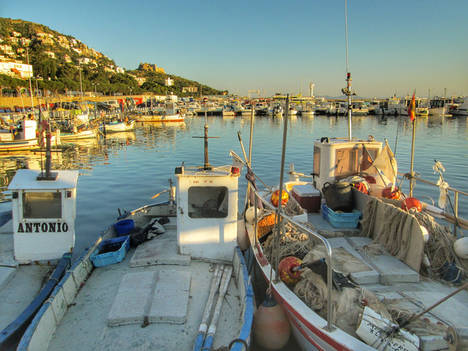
[[104, 120, 136, 132]]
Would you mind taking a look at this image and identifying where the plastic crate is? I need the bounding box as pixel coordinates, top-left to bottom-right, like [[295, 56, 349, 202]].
[[321, 203, 361, 229], [113, 219, 135, 236], [90, 235, 130, 267]]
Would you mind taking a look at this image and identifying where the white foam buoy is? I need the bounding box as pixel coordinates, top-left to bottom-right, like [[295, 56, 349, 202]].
[[420, 225, 430, 243], [454, 237, 468, 259], [237, 219, 250, 250], [253, 294, 290, 350]]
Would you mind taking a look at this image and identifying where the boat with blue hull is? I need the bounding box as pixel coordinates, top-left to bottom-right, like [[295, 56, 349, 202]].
[[15, 128, 254, 351]]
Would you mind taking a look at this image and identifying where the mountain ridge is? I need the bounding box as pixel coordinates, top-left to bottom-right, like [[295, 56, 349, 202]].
[[0, 18, 225, 96]]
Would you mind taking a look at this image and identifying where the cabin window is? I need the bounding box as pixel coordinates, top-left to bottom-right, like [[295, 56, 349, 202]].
[[188, 186, 228, 218], [335, 146, 379, 177], [23, 192, 62, 219]]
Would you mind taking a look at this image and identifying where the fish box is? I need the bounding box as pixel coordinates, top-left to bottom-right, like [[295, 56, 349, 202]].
[[90, 235, 130, 267], [292, 184, 321, 213], [321, 203, 361, 229]]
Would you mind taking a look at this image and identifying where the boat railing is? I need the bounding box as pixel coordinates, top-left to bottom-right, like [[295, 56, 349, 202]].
[[399, 171, 468, 233], [249, 185, 335, 332]]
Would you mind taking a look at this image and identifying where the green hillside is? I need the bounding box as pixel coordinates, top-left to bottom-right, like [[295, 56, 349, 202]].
[[0, 18, 225, 96]]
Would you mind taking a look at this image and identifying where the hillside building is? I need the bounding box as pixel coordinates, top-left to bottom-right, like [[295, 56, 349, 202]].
[[0, 58, 33, 79]]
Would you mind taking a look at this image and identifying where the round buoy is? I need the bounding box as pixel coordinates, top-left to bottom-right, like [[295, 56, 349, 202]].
[[382, 186, 401, 200], [401, 197, 422, 212], [254, 294, 291, 350], [237, 219, 250, 250], [278, 256, 302, 285], [271, 190, 289, 207], [454, 237, 468, 259]]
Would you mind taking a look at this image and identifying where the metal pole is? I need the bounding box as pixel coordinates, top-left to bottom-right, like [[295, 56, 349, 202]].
[[409, 118, 416, 197], [273, 95, 289, 283]]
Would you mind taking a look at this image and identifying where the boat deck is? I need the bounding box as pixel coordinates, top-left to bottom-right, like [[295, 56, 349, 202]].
[[302, 211, 468, 349], [0, 215, 54, 333], [48, 221, 244, 351]]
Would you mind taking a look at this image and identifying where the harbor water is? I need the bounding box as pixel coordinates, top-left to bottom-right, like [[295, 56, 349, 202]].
[[0, 114, 467, 257]]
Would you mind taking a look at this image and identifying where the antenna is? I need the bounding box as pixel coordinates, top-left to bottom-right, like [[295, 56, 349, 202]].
[[192, 124, 219, 170]]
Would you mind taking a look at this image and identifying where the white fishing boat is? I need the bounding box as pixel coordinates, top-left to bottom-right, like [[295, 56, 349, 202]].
[[0, 166, 79, 350], [16, 127, 254, 351], [0, 119, 38, 152], [59, 128, 97, 141], [450, 97, 468, 116], [103, 119, 136, 133], [238, 4, 468, 349], [135, 102, 185, 123]]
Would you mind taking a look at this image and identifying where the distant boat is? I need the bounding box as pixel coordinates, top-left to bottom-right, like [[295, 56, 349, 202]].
[[134, 101, 185, 122], [60, 128, 97, 141], [103, 120, 136, 133], [0, 119, 38, 152]]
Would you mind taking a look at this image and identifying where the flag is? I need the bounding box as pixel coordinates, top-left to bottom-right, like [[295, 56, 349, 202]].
[[408, 92, 416, 122]]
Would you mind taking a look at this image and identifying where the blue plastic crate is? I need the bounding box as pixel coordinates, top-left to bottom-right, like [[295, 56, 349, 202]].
[[90, 235, 130, 267], [321, 203, 361, 229]]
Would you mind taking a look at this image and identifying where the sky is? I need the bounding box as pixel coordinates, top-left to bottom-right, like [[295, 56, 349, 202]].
[[2, 0, 468, 97]]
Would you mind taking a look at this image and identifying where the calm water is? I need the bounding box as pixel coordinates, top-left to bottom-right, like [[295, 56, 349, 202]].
[[0, 114, 467, 257]]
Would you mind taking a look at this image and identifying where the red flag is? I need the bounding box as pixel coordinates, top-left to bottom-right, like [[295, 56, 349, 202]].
[[408, 92, 416, 121]]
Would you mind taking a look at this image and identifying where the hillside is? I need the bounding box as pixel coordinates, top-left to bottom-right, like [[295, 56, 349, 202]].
[[0, 18, 225, 96]]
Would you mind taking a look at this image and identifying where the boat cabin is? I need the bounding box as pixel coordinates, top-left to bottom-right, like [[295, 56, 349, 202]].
[[8, 169, 79, 263], [175, 164, 239, 262], [312, 137, 384, 191]]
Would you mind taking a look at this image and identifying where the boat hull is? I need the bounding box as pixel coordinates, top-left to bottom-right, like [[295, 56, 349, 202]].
[[135, 114, 185, 123], [0, 139, 38, 152]]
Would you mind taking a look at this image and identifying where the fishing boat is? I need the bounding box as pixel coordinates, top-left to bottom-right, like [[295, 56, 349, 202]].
[[17, 126, 254, 351], [239, 91, 468, 351], [135, 102, 185, 123], [238, 4, 468, 350], [0, 119, 38, 152], [103, 119, 136, 133], [0, 163, 79, 350], [59, 128, 97, 141]]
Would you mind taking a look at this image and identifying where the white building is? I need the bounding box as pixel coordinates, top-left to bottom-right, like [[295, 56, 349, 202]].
[[0, 60, 33, 79], [165, 77, 174, 86]]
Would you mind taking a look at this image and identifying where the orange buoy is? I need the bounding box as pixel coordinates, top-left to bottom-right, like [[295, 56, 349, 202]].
[[401, 197, 422, 212], [271, 190, 289, 207], [278, 256, 302, 285], [353, 182, 369, 194], [382, 186, 401, 200], [254, 294, 291, 350]]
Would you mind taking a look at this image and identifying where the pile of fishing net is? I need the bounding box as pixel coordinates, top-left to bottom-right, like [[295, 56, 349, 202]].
[[415, 211, 467, 281]]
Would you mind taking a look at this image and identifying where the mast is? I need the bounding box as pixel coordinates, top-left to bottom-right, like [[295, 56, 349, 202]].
[[343, 0, 353, 140]]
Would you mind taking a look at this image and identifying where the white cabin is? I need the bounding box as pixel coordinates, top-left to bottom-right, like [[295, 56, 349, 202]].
[[312, 137, 384, 191], [175, 165, 239, 262], [8, 169, 79, 263]]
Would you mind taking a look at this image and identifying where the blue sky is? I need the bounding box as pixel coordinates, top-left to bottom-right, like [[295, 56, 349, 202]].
[[2, 0, 467, 97]]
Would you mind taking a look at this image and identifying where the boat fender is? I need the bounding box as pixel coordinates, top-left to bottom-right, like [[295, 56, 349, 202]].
[[253, 295, 290, 350], [454, 237, 468, 259]]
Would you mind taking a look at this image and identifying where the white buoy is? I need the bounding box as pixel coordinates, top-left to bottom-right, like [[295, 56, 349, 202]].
[[253, 294, 290, 350], [237, 219, 250, 250], [454, 237, 468, 259]]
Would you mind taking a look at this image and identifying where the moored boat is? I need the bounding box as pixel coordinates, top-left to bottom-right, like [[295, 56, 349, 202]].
[[0, 166, 79, 350], [103, 119, 136, 133], [17, 127, 254, 351]]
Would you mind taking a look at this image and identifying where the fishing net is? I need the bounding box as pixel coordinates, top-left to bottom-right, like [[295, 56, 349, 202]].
[[415, 211, 468, 278], [262, 221, 314, 261]]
